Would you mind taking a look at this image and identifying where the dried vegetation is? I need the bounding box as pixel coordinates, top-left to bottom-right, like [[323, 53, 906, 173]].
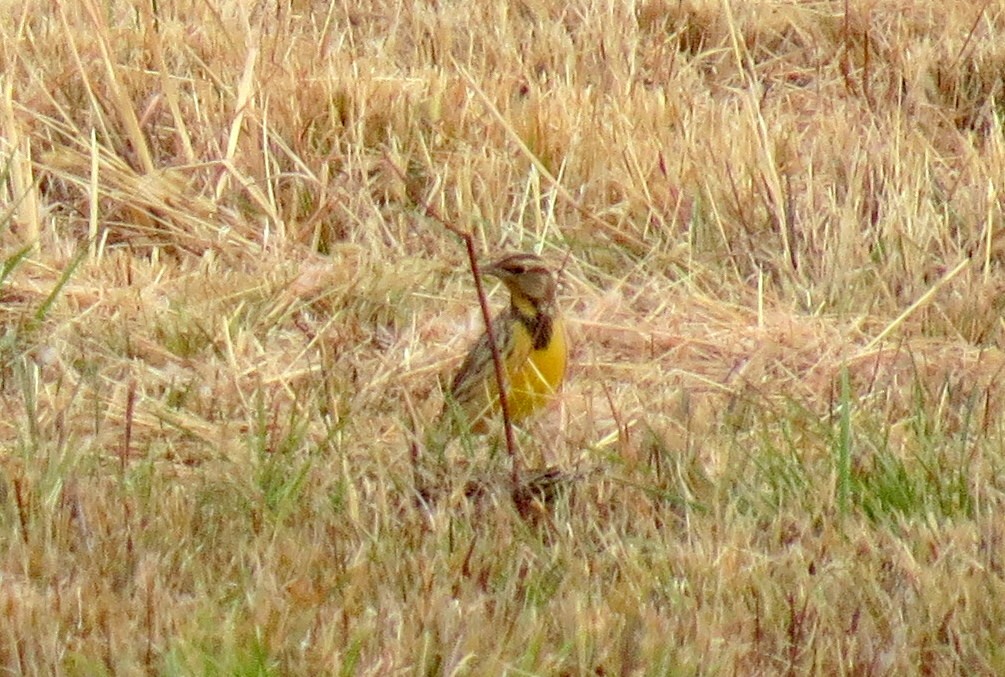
[[2, 0, 1005, 673]]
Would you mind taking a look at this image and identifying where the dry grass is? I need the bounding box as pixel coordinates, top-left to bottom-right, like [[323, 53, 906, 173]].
[[3, 0, 1005, 673]]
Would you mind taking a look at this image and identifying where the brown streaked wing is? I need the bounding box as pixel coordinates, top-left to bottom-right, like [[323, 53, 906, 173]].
[[445, 309, 529, 421]]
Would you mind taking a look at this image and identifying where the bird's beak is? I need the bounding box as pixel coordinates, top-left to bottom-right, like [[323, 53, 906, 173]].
[[481, 263, 502, 280]]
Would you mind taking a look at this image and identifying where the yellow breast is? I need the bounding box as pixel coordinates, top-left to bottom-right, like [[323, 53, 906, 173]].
[[506, 314, 568, 422]]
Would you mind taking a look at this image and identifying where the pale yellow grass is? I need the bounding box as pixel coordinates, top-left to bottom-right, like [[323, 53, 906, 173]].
[[2, 0, 1005, 674]]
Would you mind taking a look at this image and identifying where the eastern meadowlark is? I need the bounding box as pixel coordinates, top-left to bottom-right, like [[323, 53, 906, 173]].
[[436, 252, 568, 440]]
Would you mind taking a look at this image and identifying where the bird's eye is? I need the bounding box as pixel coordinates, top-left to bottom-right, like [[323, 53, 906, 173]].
[[510, 265, 525, 274]]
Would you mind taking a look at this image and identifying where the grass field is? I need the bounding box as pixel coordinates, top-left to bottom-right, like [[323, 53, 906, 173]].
[[3, 0, 1005, 674]]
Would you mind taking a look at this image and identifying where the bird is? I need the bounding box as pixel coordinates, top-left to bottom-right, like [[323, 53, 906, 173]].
[[435, 252, 568, 441]]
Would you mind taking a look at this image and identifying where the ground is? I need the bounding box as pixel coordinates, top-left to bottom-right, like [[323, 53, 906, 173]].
[[2, 0, 1005, 674]]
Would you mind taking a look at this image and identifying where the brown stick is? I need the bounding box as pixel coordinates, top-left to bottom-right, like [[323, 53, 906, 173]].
[[459, 236, 521, 487], [389, 158, 520, 487]]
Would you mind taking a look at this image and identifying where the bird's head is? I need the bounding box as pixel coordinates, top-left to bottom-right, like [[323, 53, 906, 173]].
[[483, 252, 557, 309]]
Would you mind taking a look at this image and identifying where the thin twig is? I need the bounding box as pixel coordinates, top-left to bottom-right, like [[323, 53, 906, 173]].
[[388, 157, 520, 486], [459, 237, 521, 487], [122, 378, 136, 474]]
